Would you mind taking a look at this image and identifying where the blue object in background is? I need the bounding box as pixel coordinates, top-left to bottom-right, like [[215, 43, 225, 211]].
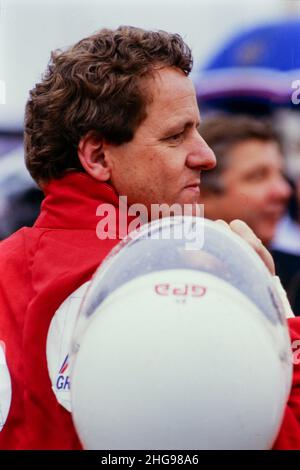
[[196, 19, 300, 113], [205, 20, 300, 72]]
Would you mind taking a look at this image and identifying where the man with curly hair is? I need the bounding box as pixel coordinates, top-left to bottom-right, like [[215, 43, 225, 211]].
[[0, 26, 299, 449]]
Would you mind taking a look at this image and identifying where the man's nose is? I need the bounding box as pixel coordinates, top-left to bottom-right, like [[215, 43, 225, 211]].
[[270, 176, 292, 200], [186, 132, 216, 170]]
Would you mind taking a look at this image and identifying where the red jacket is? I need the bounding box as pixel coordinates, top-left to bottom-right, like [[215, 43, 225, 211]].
[[0, 173, 120, 449], [273, 318, 300, 449], [0, 171, 299, 449]]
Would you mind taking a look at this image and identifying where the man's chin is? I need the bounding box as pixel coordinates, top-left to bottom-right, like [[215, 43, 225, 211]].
[[182, 202, 204, 217], [145, 201, 203, 221], [252, 225, 275, 247]]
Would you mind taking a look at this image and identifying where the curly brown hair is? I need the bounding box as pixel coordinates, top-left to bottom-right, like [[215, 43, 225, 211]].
[[24, 25, 193, 184]]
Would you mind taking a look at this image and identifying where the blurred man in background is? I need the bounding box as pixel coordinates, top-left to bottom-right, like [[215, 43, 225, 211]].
[[199, 115, 291, 246], [199, 114, 300, 314], [272, 176, 300, 315], [196, 16, 300, 319]]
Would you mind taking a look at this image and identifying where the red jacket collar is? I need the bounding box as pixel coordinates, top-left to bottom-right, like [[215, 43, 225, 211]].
[[35, 172, 119, 230]]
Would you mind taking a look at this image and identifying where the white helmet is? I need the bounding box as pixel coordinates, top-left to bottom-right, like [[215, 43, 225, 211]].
[[70, 217, 292, 450]]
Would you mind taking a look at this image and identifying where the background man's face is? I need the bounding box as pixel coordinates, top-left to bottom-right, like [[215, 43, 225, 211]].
[[201, 139, 291, 245], [104, 67, 216, 216]]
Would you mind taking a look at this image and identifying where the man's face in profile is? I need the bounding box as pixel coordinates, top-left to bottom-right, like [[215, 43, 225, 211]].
[[104, 67, 216, 215]]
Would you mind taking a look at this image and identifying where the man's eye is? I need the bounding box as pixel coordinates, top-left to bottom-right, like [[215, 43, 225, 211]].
[[167, 131, 184, 142], [246, 169, 268, 182]]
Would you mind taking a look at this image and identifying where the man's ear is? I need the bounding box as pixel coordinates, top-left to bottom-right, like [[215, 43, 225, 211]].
[[78, 132, 111, 182]]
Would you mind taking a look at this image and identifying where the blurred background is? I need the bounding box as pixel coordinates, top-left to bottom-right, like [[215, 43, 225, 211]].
[[0, 0, 300, 311]]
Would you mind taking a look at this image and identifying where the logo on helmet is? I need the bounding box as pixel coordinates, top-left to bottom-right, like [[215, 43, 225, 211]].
[[155, 283, 207, 297], [56, 355, 70, 391]]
